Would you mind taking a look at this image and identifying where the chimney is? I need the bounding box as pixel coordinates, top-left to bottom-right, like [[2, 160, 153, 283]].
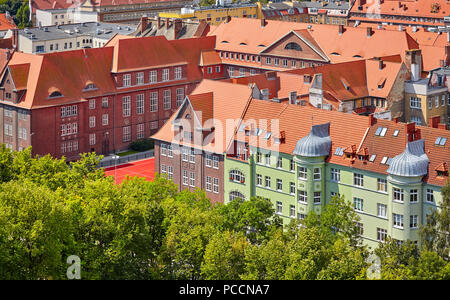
[[226, 15, 231, 23], [445, 45, 450, 67], [437, 123, 448, 130], [393, 117, 399, 123], [139, 15, 148, 35], [338, 24, 344, 35], [174, 19, 183, 39], [261, 18, 266, 28], [6, 49, 11, 61], [405, 49, 422, 81], [157, 16, 161, 28], [406, 122, 416, 142], [12, 28, 18, 50], [366, 27, 373, 37], [379, 59, 383, 70], [304, 74, 311, 84], [429, 116, 441, 128], [368, 114, 376, 126]]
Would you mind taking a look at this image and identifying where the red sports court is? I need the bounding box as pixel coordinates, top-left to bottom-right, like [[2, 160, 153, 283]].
[[104, 157, 155, 184]]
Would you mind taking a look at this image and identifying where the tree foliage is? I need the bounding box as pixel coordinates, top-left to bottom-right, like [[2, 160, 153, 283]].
[[0, 145, 448, 280]]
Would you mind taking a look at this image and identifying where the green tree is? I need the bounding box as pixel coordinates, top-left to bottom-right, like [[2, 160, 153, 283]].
[[420, 180, 450, 261], [201, 231, 249, 280], [15, 1, 31, 29]]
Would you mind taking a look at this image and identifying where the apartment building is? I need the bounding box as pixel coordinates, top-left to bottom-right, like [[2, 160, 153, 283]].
[[349, 0, 450, 28], [12, 22, 137, 54], [0, 35, 216, 160], [159, 1, 261, 26], [152, 76, 449, 248], [32, 0, 191, 26], [261, 0, 351, 25]]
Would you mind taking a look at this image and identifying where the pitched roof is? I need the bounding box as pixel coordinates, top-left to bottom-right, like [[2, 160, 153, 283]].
[[208, 17, 418, 63], [0, 13, 17, 31], [8, 63, 30, 91], [30, 0, 81, 13], [199, 50, 222, 66], [111, 36, 186, 73]]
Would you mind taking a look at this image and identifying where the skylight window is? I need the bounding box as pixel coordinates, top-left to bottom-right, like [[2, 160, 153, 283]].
[[393, 130, 399, 137], [435, 137, 447, 146], [381, 156, 388, 164], [264, 132, 271, 140], [369, 154, 376, 162], [386, 158, 393, 165], [334, 147, 344, 156], [375, 127, 388, 136]]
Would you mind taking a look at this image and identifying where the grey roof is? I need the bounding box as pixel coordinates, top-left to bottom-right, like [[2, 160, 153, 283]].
[[19, 22, 137, 42], [294, 0, 350, 10], [293, 122, 331, 157], [133, 19, 203, 39], [387, 139, 429, 177]]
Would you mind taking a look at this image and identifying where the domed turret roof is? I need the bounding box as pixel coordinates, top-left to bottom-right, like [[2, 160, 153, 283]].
[[293, 123, 331, 157], [387, 139, 429, 177]]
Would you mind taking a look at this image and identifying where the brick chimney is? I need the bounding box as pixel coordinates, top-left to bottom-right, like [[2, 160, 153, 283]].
[[437, 123, 448, 130], [368, 114, 376, 126], [166, 18, 170, 29], [261, 18, 266, 28], [429, 116, 441, 128], [174, 19, 183, 39], [12, 28, 18, 50], [157, 16, 161, 28], [226, 15, 231, 23], [405, 49, 422, 81], [445, 45, 450, 67], [366, 27, 373, 37], [338, 24, 344, 35], [406, 122, 416, 142], [139, 16, 148, 35]]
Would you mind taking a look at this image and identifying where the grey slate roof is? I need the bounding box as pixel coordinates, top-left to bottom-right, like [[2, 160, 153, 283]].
[[387, 139, 429, 177], [293, 122, 332, 157]]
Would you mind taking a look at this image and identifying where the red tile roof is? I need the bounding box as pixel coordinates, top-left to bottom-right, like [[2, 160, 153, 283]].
[[0, 13, 17, 31], [8, 63, 30, 91]]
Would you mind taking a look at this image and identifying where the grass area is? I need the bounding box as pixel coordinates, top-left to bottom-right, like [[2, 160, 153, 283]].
[[116, 150, 140, 157]]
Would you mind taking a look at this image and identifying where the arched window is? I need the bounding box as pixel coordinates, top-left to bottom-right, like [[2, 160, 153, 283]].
[[83, 83, 97, 91], [285, 42, 302, 51], [229, 191, 245, 202], [239, 42, 247, 45], [221, 40, 229, 43], [49, 91, 63, 98], [229, 169, 245, 183]]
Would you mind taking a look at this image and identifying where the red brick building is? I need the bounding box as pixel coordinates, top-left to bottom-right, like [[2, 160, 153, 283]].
[[0, 35, 216, 160]]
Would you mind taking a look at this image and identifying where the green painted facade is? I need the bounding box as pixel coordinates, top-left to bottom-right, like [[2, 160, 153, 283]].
[[224, 147, 443, 249]]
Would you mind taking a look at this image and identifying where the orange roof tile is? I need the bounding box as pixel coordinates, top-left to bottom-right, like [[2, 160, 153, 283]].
[[0, 13, 17, 31], [8, 63, 30, 91]]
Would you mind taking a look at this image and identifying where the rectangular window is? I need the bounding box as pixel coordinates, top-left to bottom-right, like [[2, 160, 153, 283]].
[[123, 126, 131, 142], [137, 123, 145, 139], [212, 156, 219, 169], [163, 90, 171, 110], [377, 178, 387, 192], [410, 97, 421, 109], [61, 105, 78, 118], [393, 214, 404, 229], [313, 168, 321, 180], [377, 203, 387, 218], [354, 197, 363, 212], [426, 189, 434, 203], [150, 92, 158, 112], [89, 99, 95, 109], [355, 222, 364, 235], [205, 154, 212, 167], [149, 70, 157, 83], [331, 168, 340, 182], [123, 74, 131, 87], [89, 133, 96, 146], [136, 72, 144, 85], [298, 191, 307, 203], [257, 174, 262, 186], [175, 67, 182, 80], [102, 97, 109, 108], [162, 68, 170, 81], [354, 173, 364, 187], [266, 57, 271, 65], [182, 148, 188, 161], [136, 94, 145, 114], [89, 116, 96, 128], [276, 179, 282, 191], [189, 172, 195, 187], [265, 153, 271, 166], [298, 167, 307, 180], [206, 176, 212, 192], [122, 96, 131, 117], [290, 159, 295, 172], [265, 176, 271, 188], [189, 148, 195, 163], [167, 166, 173, 180], [213, 178, 219, 193], [313, 192, 321, 204], [176, 88, 184, 107], [290, 205, 295, 218], [377, 228, 387, 242], [276, 157, 283, 168], [410, 189, 418, 203], [102, 114, 108, 126], [276, 201, 282, 214], [182, 170, 188, 185], [393, 188, 404, 202], [290, 182, 295, 195], [410, 215, 418, 228]]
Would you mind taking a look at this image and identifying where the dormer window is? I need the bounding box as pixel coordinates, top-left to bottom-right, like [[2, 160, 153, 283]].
[[49, 91, 63, 98], [83, 83, 97, 91]]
